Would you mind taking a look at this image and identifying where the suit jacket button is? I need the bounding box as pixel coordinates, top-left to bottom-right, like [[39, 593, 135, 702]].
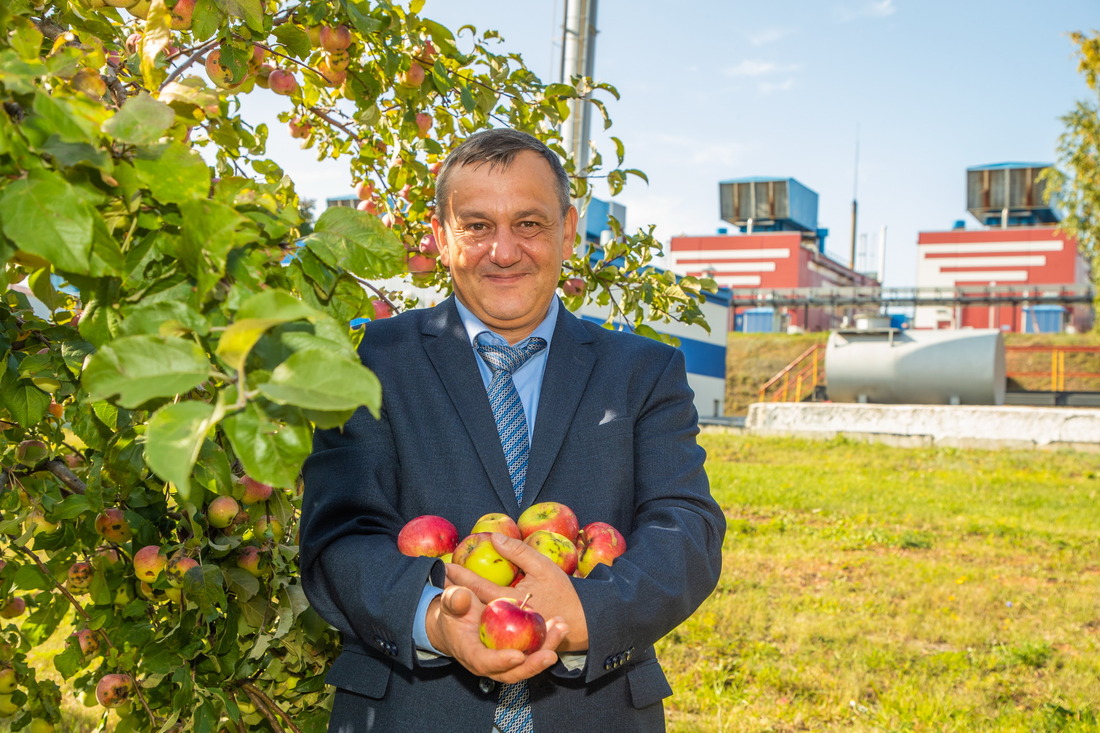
[[479, 678, 496, 694]]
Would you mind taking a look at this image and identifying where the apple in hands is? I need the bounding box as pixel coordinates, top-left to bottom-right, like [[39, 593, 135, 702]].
[[470, 512, 521, 540], [576, 521, 627, 577], [479, 594, 547, 654], [452, 533, 517, 586], [524, 530, 578, 576], [518, 501, 579, 543], [397, 515, 459, 558]]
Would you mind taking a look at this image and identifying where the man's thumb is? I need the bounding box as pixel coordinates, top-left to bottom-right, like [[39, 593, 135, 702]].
[[441, 584, 472, 616]]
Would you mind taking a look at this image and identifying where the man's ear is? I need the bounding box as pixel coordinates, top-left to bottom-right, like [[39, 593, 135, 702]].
[[562, 206, 578, 259], [431, 215, 451, 268]]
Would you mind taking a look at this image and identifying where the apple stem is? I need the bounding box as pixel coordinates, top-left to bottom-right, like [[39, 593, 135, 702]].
[[520, 593, 533, 610]]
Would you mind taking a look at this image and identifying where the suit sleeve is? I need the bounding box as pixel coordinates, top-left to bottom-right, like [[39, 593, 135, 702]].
[[563, 347, 725, 684], [299, 391, 450, 671]]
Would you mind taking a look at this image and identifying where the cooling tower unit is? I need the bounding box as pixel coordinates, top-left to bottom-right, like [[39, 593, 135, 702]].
[[825, 328, 1006, 405]]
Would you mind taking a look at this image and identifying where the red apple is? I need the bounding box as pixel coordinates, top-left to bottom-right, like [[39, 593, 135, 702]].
[[268, 69, 299, 96], [418, 233, 440, 256], [239, 475, 273, 505], [67, 562, 94, 591], [169, 0, 195, 30], [74, 628, 101, 656], [562, 277, 586, 296], [132, 545, 167, 582], [357, 198, 379, 214], [524, 530, 578, 575], [0, 666, 16, 694], [478, 595, 546, 654], [95, 508, 132, 543], [397, 515, 458, 558], [398, 63, 425, 88], [125, 32, 142, 54], [0, 598, 25, 619], [326, 49, 351, 71], [576, 521, 627, 577], [95, 673, 134, 708], [316, 58, 346, 87], [204, 49, 244, 90], [207, 495, 239, 529], [236, 545, 265, 577], [470, 512, 521, 540], [288, 117, 312, 139], [355, 181, 374, 200], [319, 24, 352, 52], [370, 299, 393, 320], [517, 501, 579, 542], [415, 112, 433, 137], [406, 253, 435, 274], [454, 534, 517, 586]]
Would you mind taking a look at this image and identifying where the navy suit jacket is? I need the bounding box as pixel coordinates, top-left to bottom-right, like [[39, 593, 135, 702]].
[[300, 297, 725, 732]]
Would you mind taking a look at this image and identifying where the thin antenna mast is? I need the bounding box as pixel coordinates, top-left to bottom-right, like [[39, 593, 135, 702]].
[[849, 126, 859, 270]]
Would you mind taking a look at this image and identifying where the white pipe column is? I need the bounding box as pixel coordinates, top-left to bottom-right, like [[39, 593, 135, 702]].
[[560, 0, 598, 247]]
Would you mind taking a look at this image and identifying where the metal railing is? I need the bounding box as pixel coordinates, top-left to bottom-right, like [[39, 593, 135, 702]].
[[1005, 345, 1100, 392], [758, 344, 824, 403]]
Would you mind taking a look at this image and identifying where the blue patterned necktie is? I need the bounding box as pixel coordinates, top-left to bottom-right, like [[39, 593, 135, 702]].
[[475, 333, 546, 733]]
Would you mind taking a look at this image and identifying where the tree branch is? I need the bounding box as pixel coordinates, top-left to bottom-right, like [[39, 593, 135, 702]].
[[241, 682, 301, 733], [44, 459, 86, 495]]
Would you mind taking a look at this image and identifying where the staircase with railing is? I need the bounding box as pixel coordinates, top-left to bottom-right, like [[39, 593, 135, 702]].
[[757, 344, 824, 404]]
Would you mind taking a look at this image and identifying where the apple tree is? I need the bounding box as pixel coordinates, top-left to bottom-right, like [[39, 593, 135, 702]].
[[1043, 30, 1100, 326], [0, 0, 715, 730]]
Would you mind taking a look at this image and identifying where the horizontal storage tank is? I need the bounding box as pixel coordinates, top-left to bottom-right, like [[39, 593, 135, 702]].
[[825, 328, 1006, 405]]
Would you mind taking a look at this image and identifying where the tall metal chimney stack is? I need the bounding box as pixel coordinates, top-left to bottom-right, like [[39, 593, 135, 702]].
[[560, 0, 599, 241]]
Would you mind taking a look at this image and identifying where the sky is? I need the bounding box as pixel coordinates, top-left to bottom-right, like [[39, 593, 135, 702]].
[[250, 0, 1099, 289]]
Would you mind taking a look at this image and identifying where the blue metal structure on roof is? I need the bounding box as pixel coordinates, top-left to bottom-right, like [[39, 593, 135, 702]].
[[718, 176, 819, 234]]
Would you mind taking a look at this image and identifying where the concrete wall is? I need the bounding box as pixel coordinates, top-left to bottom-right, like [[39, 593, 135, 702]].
[[745, 402, 1100, 452]]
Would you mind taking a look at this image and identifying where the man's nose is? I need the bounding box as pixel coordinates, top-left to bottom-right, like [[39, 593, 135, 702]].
[[488, 237, 522, 267]]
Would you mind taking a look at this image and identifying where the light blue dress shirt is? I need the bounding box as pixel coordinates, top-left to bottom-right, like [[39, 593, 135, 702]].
[[412, 297, 559, 656]]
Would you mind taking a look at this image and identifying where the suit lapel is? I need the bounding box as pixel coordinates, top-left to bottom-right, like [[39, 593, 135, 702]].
[[523, 307, 595, 508], [421, 298, 518, 511]]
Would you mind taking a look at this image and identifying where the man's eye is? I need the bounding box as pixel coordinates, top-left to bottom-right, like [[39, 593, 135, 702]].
[[466, 223, 487, 232]]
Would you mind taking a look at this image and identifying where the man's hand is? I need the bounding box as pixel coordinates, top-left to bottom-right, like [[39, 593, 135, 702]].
[[446, 533, 589, 653], [424, 584, 568, 683]]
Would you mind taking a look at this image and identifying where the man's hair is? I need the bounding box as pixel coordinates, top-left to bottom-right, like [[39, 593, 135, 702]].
[[435, 128, 571, 221]]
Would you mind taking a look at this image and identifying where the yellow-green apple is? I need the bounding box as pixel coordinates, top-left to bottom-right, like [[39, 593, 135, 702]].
[[28, 719, 54, 733], [576, 521, 627, 577], [0, 598, 25, 619], [125, 0, 150, 18], [524, 530, 578, 575], [132, 545, 167, 582], [139, 581, 176, 603], [103, 0, 138, 8], [470, 512, 521, 540], [268, 68, 299, 96], [562, 277, 586, 296], [95, 507, 132, 543], [398, 63, 425, 88], [207, 495, 239, 528], [113, 584, 135, 608], [246, 44, 265, 73], [478, 595, 546, 653], [15, 440, 47, 467], [236, 545, 265, 577], [204, 49, 244, 90], [252, 515, 284, 542], [0, 666, 16, 694], [415, 113, 432, 137], [95, 673, 134, 707], [239, 475, 273, 505], [326, 49, 351, 71], [518, 501, 579, 542], [306, 25, 323, 47], [165, 556, 199, 587], [456, 534, 517, 586], [397, 515, 458, 558], [319, 24, 352, 52], [255, 64, 274, 89], [288, 117, 312, 139], [0, 694, 17, 716], [26, 509, 57, 535], [67, 561, 94, 591], [316, 58, 347, 87]]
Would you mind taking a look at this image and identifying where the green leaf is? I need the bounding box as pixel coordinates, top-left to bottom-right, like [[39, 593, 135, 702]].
[[132, 142, 213, 206], [139, 0, 173, 89], [258, 350, 381, 416], [145, 401, 218, 502], [53, 494, 92, 520], [272, 24, 312, 59], [103, 92, 176, 146], [0, 372, 50, 426], [117, 301, 209, 338], [53, 644, 83, 680], [214, 0, 264, 31], [305, 207, 405, 279], [0, 171, 95, 275], [216, 292, 320, 373], [185, 564, 227, 621], [83, 335, 211, 409], [221, 400, 312, 489], [175, 199, 250, 300]]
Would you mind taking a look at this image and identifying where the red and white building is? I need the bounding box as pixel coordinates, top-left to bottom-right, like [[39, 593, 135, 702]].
[[914, 163, 1093, 333]]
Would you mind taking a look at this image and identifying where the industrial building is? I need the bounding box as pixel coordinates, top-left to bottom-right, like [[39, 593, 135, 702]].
[[668, 177, 878, 333], [914, 162, 1093, 333]]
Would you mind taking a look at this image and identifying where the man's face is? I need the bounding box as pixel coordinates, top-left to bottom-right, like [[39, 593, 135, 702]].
[[433, 150, 577, 344]]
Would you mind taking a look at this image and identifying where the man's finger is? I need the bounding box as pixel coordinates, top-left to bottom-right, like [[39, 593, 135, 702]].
[[440, 585, 473, 617], [491, 532, 554, 575]]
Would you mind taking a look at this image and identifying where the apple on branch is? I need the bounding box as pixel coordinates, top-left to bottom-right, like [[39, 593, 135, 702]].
[[478, 594, 547, 654], [95, 673, 134, 708], [397, 515, 458, 558]]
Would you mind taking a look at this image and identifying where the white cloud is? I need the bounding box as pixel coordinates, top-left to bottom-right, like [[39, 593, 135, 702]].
[[748, 27, 795, 47], [724, 60, 800, 78], [835, 0, 897, 21], [759, 78, 796, 94]]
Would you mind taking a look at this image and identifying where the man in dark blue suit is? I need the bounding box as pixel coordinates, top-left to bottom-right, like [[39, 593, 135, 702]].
[[300, 128, 725, 732]]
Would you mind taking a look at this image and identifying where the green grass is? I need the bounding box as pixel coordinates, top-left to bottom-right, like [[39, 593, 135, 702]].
[[661, 432, 1100, 732]]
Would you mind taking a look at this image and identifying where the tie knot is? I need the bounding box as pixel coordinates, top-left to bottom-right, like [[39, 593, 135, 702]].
[[476, 336, 547, 376]]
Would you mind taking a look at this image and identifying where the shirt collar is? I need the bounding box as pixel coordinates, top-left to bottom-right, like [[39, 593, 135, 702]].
[[453, 296, 558, 349]]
